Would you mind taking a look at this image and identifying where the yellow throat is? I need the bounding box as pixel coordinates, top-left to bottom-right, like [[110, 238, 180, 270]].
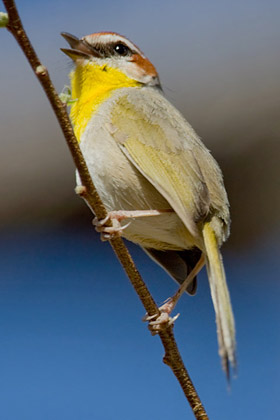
[[69, 62, 141, 141]]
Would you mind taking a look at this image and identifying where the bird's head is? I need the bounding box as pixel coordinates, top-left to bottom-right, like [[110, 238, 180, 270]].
[[61, 32, 160, 87]]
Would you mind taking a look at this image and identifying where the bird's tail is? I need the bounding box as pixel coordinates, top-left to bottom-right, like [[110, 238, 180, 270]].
[[202, 222, 236, 378]]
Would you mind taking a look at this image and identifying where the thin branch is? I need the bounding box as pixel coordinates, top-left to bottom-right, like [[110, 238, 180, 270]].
[[2, 1, 209, 418]]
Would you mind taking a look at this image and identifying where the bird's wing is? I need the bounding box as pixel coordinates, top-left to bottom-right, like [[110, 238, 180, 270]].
[[107, 87, 218, 238], [107, 88, 235, 374]]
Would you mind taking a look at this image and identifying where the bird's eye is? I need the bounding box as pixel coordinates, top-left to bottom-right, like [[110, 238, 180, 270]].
[[114, 43, 130, 56]]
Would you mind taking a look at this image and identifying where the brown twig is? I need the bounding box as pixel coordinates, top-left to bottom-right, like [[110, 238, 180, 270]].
[[2, 1, 209, 418]]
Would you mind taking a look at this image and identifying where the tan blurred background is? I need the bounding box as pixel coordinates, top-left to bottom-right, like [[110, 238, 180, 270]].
[[0, 0, 279, 249]]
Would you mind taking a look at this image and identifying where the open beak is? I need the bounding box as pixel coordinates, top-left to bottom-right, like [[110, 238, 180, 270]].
[[61, 32, 101, 60]]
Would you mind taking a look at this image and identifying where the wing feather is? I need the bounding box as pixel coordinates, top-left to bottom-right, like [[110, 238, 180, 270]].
[[108, 88, 213, 238]]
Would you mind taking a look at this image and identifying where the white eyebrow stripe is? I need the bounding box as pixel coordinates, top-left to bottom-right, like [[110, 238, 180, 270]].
[[84, 33, 144, 57]]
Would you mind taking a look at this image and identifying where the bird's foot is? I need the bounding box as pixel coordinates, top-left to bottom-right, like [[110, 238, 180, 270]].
[[143, 300, 179, 335], [92, 209, 173, 241], [93, 213, 131, 241]]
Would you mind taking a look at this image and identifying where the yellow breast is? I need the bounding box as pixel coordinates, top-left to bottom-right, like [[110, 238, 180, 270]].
[[69, 62, 140, 141]]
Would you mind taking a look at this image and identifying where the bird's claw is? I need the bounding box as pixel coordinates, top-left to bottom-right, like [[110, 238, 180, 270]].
[[92, 214, 131, 241], [143, 306, 180, 335]]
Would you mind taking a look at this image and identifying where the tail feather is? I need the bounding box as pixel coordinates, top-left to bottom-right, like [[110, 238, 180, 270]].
[[202, 222, 236, 377]]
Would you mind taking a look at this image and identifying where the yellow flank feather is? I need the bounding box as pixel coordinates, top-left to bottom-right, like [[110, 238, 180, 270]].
[[120, 138, 198, 236], [109, 95, 209, 240], [69, 63, 140, 141]]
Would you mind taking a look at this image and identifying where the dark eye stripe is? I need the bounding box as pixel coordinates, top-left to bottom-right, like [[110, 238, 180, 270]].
[[85, 41, 134, 58]]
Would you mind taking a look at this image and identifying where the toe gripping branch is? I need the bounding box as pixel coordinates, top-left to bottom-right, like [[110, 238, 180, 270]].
[[92, 213, 131, 241]]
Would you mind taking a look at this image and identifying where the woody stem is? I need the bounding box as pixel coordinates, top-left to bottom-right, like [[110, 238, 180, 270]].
[[2, 2, 209, 419]]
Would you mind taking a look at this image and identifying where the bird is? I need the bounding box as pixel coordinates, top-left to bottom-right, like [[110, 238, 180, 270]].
[[61, 31, 236, 376]]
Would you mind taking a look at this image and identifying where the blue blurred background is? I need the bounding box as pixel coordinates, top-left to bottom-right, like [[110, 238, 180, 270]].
[[0, 0, 279, 418]]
